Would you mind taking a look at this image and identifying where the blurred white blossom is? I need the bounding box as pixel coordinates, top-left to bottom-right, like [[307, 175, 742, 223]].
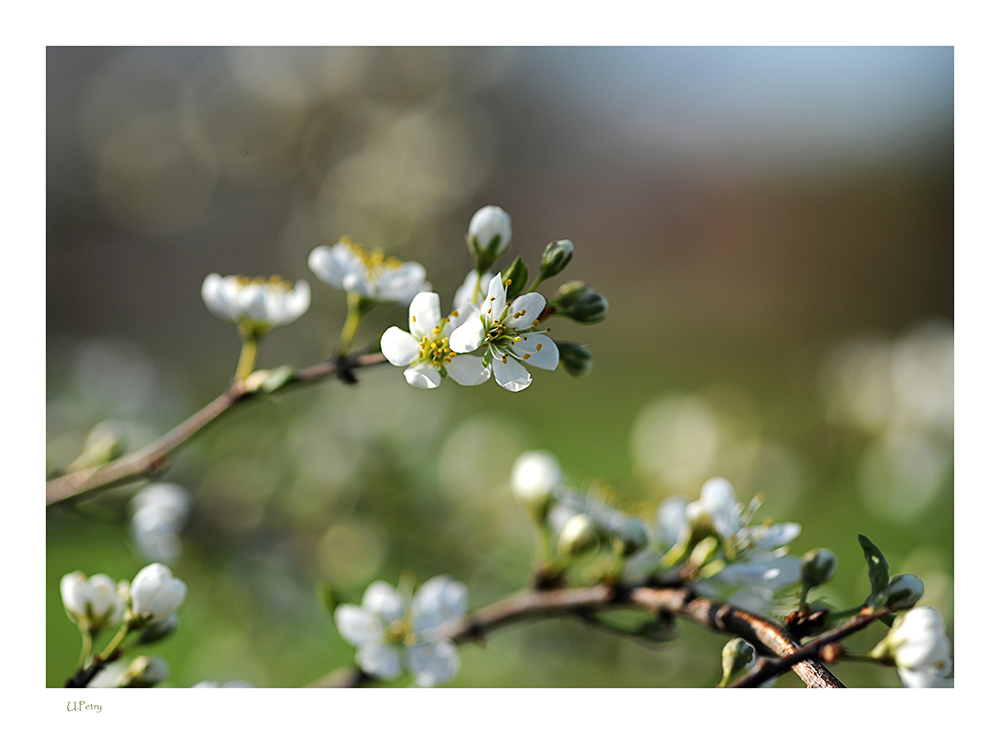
[[130, 483, 192, 562], [335, 576, 467, 686], [202, 274, 310, 337], [309, 238, 428, 304]]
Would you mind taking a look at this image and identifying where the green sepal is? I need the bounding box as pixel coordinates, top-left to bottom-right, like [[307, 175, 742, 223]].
[[501, 256, 530, 299]]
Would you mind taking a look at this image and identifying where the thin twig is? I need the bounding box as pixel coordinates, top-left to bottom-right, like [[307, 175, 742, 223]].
[[729, 607, 890, 688], [45, 352, 388, 507], [309, 584, 847, 688]]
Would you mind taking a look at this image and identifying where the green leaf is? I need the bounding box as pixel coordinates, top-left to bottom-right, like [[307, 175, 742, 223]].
[[858, 534, 890, 608]]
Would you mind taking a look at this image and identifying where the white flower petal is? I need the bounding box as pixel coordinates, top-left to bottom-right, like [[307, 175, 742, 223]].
[[700, 477, 742, 540], [409, 292, 441, 339], [508, 292, 546, 329], [481, 274, 507, 321], [308, 246, 348, 288], [378, 262, 429, 304], [271, 280, 310, 325], [406, 641, 460, 687], [898, 660, 953, 688], [201, 274, 239, 321], [753, 522, 800, 551], [449, 319, 485, 354], [404, 363, 442, 389], [411, 576, 468, 633], [656, 497, 690, 550], [492, 355, 532, 392], [381, 327, 420, 367], [342, 271, 375, 299], [453, 270, 492, 312], [61, 571, 88, 617], [357, 643, 404, 681], [361, 581, 406, 623], [237, 283, 269, 322], [511, 333, 558, 370], [334, 605, 384, 647], [446, 355, 491, 386]]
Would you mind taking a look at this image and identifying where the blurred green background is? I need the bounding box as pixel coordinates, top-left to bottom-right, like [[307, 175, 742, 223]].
[[46, 47, 953, 687]]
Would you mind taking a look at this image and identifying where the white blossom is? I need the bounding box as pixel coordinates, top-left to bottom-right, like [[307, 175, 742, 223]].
[[309, 238, 428, 304], [60, 571, 123, 630], [380, 292, 490, 389], [202, 274, 310, 336], [880, 607, 954, 688], [335, 576, 467, 687], [130, 483, 191, 563], [449, 273, 559, 392], [654, 478, 802, 612], [129, 563, 187, 624]]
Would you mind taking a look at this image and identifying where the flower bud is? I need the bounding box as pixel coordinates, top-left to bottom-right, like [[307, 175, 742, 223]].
[[555, 341, 593, 378], [510, 451, 562, 524], [550, 281, 608, 324], [801, 548, 838, 588], [60, 571, 124, 632], [556, 514, 600, 558], [129, 563, 187, 625], [501, 256, 530, 300], [122, 656, 169, 687], [538, 239, 574, 280], [467, 205, 512, 272], [720, 637, 755, 686], [136, 612, 179, 646], [67, 421, 127, 473], [613, 518, 649, 557], [886, 574, 925, 611]]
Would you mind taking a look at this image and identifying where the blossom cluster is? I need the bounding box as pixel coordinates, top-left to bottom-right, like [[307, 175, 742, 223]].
[[61, 563, 187, 688], [198, 204, 605, 392], [335, 575, 468, 687], [508, 450, 953, 688]]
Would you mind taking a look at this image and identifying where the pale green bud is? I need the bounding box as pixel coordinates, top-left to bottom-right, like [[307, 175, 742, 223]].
[[67, 421, 127, 472], [801, 548, 838, 588], [557, 514, 600, 558], [886, 574, 925, 611], [550, 281, 608, 324], [555, 341, 593, 377], [136, 612, 179, 646], [720, 637, 755, 686], [539, 239, 574, 280], [122, 656, 169, 687], [501, 256, 530, 300]]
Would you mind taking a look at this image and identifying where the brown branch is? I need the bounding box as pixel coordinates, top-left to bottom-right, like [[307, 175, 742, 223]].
[[45, 352, 388, 507], [310, 584, 847, 688], [730, 607, 891, 687]]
